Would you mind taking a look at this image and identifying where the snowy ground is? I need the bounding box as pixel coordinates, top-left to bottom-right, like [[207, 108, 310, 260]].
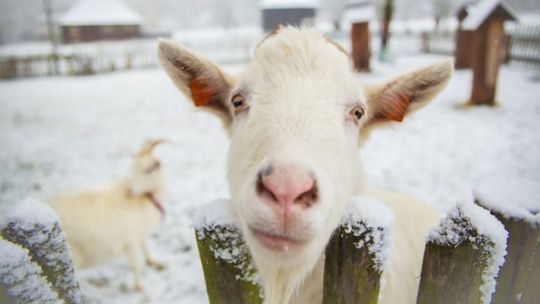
[[1, 55, 539, 303]]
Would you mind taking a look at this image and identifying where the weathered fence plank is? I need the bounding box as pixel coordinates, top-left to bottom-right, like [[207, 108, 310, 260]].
[[323, 197, 392, 304], [416, 203, 508, 304], [194, 199, 263, 304], [475, 178, 540, 304], [195, 197, 393, 304], [0, 198, 83, 304], [323, 226, 383, 304], [0, 239, 61, 304], [195, 224, 263, 304]]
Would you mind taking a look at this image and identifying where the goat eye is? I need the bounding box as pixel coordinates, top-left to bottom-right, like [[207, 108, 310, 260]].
[[231, 95, 245, 108], [350, 106, 365, 121]]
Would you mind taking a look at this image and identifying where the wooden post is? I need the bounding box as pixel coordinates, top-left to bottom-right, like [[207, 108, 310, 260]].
[[475, 200, 540, 304], [195, 198, 391, 304], [470, 20, 504, 105], [455, 30, 476, 69], [416, 204, 507, 304], [0, 199, 84, 304], [323, 222, 386, 304], [351, 22, 370, 71], [0, 239, 61, 304], [521, 237, 540, 304], [195, 224, 263, 304]]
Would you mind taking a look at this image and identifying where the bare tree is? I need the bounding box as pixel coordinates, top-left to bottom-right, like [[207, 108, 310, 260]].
[[432, 0, 452, 32], [380, 0, 393, 57]]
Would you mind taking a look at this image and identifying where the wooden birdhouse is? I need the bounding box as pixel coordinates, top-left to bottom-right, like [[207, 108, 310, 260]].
[[454, 4, 476, 69], [462, 0, 517, 106], [344, 0, 375, 71]]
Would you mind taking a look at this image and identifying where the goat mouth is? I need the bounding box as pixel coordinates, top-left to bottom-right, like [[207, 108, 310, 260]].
[[250, 228, 303, 252]]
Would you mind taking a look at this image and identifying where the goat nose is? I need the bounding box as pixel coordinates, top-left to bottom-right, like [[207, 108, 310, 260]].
[[257, 167, 318, 208]]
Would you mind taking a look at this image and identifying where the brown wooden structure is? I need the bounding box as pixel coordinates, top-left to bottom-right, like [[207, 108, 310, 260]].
[[462, 0, 517, 106], [454, 5, 476, 69], [351, 22, 371, 71], [59, 0, 144, 43], [344, 0, 375, 71]]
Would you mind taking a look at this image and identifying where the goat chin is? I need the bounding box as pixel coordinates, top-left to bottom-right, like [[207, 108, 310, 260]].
[[256, 187, 441, 304], [48, 180, 162, 283]]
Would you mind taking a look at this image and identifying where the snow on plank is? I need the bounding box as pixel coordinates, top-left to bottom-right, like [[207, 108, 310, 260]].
[[0, 239, 61, 304], [475, 177, 540, 304], [193, 199, 263, 304], [417, 200, 508, 304], [0, 198, 83, 304], [323, 196, 394, 304], [194, 197, 394, 304]]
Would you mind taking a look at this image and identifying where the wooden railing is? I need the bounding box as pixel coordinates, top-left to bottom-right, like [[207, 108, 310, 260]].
[[194, 183, 539, 304], [1, 179, 538, 304]]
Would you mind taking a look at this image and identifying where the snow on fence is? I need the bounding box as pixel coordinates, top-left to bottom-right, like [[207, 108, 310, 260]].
[[0, 187, 538, 303], [194, 179, 540, 304], [1, 24, 538, 80], [0, 198, 83, 304], [0, 28, 263, 80], [475, 178, 540, 304]]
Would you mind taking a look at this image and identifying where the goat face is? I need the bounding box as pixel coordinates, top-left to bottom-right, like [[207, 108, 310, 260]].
[[159, 27, 451, 273], [128, 139, 165, 196]]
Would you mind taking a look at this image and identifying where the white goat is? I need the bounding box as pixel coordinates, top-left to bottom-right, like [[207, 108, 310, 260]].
[[48, 139, 166, 291], [159, 27, 451, 304]]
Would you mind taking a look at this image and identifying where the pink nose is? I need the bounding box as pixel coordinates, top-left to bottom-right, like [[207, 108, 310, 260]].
[[257, 165, 318, 208]]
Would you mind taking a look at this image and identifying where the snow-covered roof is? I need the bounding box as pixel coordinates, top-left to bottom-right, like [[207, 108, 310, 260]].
[[261, 0, 319, 9], [59, 0, 144, 26], [344, 3, 376, 23], [462, 0, 518, 30]]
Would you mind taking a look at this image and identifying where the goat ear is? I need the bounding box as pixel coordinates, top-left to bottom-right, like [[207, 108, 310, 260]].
[[361, 59, 452, 138], [158, 39, 234, 125]]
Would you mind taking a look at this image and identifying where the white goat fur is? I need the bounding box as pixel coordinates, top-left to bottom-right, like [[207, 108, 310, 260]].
[[48, 140, 165, 290], [159, 27, 451, 304]]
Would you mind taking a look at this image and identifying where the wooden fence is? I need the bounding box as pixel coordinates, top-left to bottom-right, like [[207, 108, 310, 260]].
[[0, 199, 84, 304], [2, 24, 538, 80], [0, 181, 538, 303], [194, 190, 539, 303], [0, 30, 262, 80]]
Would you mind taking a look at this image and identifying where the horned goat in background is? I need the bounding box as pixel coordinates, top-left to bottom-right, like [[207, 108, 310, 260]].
[[159, 27, 451, 304], [48, 139, 166, 291]]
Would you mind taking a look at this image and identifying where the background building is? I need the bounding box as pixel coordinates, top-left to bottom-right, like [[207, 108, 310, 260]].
[[261, 0, 319, 32], [59, 0, 143, 43]]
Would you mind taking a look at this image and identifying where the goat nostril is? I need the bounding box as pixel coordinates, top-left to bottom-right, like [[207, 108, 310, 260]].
[[256, 174, 278, 202], [294, 182, 318, 207], [256, 170, 318, 208]]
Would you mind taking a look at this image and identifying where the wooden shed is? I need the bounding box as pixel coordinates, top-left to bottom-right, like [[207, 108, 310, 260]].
[[454, 4, 477, 69], [462, 0, 517, 106], [59, 0, 144, 43], [261, 0, 319, 32]]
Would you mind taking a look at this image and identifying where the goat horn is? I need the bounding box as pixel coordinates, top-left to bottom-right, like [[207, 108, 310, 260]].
[[139, 139, 167, 155]]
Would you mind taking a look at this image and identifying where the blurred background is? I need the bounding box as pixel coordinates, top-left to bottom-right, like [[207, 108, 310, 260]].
[[1, 1, 539, 304], [0, 0, 538, 77]]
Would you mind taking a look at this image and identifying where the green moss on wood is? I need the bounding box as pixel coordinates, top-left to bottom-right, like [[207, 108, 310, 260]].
[[195, 225, 262, 304], [416, 240, 491, 304], [323, 225, 383, 304]]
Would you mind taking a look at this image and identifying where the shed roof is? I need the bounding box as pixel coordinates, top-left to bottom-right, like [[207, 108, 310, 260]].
[[344, 0, 375, 23], [261, 0, 319, 9], [59, 0, 144, 26], [462, 0, 517, 30]]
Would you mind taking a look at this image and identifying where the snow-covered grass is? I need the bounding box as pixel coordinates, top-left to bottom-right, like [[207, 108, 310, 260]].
[[0, 55, 539, 303]]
